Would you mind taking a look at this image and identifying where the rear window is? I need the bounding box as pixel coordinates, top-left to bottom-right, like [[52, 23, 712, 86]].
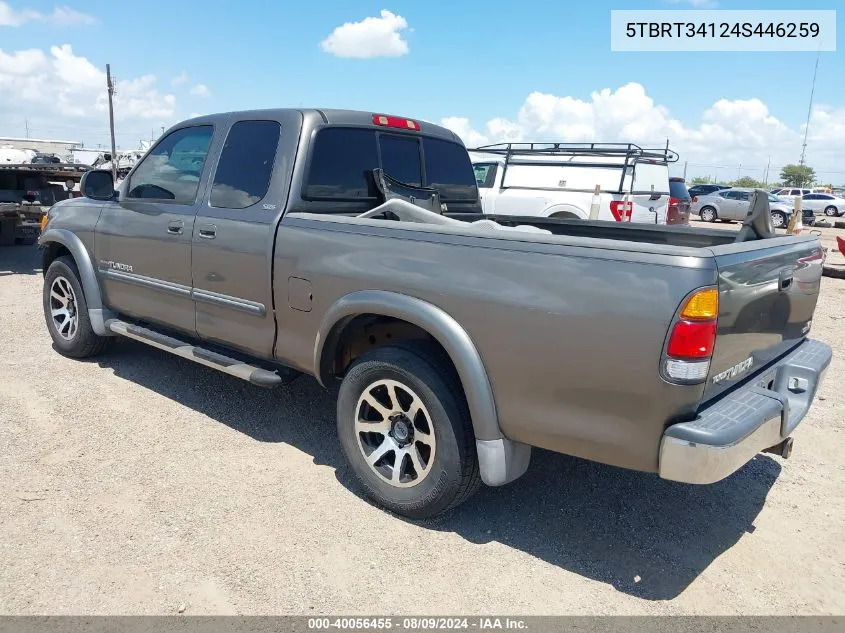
[[424, 138, 478, 200], [669, 179, 690, 200], [304, 127, 477, 202], [380, 135, 422, 186]]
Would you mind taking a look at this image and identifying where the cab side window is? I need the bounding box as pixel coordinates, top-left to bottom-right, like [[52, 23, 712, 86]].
[[127, 126, 214, 203], [210, 120, 281, 209], [473, 163, 498, 189]]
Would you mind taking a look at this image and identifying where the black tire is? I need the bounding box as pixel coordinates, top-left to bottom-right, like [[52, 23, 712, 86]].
[[337, 344, 481, 519], [43, 256, 111, 358], [770, 211, 786, 228], [824, 205, 839, 217], [700, 206, 717, 222]]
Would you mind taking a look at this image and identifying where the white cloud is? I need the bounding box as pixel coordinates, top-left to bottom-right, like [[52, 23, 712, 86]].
[[0, 2, 97, 26], [442, 82, 845, 184], [171, 71, 188, 86], [0, 44, 177, 146], [47, 6, 97, 25], [320, 9, 409, 58], [189, 83, 210, 97], [0, 48, 48, 75]]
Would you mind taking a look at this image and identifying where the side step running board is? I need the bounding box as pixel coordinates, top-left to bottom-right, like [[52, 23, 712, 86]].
[[106, 319, 290, 388]]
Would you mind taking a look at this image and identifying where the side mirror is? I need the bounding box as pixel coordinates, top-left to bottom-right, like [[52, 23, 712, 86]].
[[80, 169, 115, 201]]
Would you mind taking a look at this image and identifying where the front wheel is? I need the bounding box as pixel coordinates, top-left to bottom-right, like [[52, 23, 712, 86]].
[[337, 344, 480, 519], [43, 256, 111, 358], [824, 205, 840, 217], [770, 211, 787, 228], [699, 207, 717, 222]]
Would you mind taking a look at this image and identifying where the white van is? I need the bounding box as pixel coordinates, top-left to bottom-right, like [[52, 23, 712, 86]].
[[470, 143, 676, 224]]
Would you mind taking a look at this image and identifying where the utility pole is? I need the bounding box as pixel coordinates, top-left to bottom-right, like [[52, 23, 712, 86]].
[[683, 161, 688, 181], [106, 64, 118, 181], [24, 119, 29, 138], [800, 47, 821, 166], [764, 155, 771, 185]]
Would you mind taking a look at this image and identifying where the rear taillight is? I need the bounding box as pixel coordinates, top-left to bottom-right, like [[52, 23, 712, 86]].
[[373, 114, 420, 131], [667, 321, 717, 358], [609, 200, 633, 221], [669, 196, 680, 208], [692, 196, 698, 203], [663, 288, 718, 383]]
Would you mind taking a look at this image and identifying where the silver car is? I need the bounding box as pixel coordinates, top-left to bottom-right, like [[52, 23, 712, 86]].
[[691, 188, 792, 227], [800, 193, 845, 217]]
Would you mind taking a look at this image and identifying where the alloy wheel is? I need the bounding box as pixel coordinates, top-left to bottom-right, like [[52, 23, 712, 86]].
[[49, 276, 79, 340], [354, 379, 437, 488]]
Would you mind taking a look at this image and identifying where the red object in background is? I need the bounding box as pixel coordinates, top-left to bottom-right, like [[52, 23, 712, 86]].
[[609, 200, 633, 221], [666, 197, 691, 225], [837, 236, 845, 258]]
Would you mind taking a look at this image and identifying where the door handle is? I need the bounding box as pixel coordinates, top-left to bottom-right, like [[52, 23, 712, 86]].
[[779, 269, 793, 291], [167, 220, 184, 235], [198, 224, 217, 239]]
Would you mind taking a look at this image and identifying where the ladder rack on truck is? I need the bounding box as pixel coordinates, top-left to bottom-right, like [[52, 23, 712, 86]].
[[469, 142, 680, 195]]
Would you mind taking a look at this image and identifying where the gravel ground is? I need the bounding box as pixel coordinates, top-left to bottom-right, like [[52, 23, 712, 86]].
[[1, 242, 844, 615]]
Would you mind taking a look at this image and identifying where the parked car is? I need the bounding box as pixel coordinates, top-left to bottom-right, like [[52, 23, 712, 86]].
[[801, 193, 845, 217], [692, 188, 794, 228], [773, 187, 812, 202], [667, 177, 691, 225], [38, 108, 831, 519], [688, 183, 730, 198], [470, 142, 678, 224]]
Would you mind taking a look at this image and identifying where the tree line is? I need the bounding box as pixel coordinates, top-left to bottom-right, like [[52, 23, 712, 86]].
[[689, 164, 836, 189]]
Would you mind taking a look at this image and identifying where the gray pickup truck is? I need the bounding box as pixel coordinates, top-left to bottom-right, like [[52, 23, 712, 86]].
[[39, 108, 831, 518]]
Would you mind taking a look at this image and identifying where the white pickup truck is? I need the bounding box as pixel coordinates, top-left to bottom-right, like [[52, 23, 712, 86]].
[[470, 143, 676, 225]]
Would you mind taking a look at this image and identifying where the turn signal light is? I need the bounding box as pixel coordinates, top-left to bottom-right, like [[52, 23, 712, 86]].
[[40, 213, 48, 232], [680, 288, 718, 320]]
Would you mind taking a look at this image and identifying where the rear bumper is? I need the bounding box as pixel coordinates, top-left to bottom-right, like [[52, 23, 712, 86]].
[[659, 338, 832, 484]]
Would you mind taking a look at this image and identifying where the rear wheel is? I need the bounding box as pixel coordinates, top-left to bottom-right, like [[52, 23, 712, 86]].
[[43, 256, 111, 358], [824, 205, 840, 217], [337, 344, 480, 519], [699, 206, 717, 222], [770, 211, 787, 228]]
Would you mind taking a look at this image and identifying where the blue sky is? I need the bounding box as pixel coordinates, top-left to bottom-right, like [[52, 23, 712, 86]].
[[1, 0, 843, 181]]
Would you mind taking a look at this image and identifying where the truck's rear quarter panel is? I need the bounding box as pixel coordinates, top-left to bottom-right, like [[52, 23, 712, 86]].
[[273, 218, 718, 473]]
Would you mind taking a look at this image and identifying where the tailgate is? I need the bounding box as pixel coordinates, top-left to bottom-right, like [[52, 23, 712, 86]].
[[704, 238, 824, 401]]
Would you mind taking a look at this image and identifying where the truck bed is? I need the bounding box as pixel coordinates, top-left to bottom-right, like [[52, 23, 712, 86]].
[[446, 213, 746, 248]]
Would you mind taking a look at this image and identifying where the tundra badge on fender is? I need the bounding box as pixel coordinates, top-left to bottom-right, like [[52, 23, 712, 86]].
[[712, 357, 754, 384]]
